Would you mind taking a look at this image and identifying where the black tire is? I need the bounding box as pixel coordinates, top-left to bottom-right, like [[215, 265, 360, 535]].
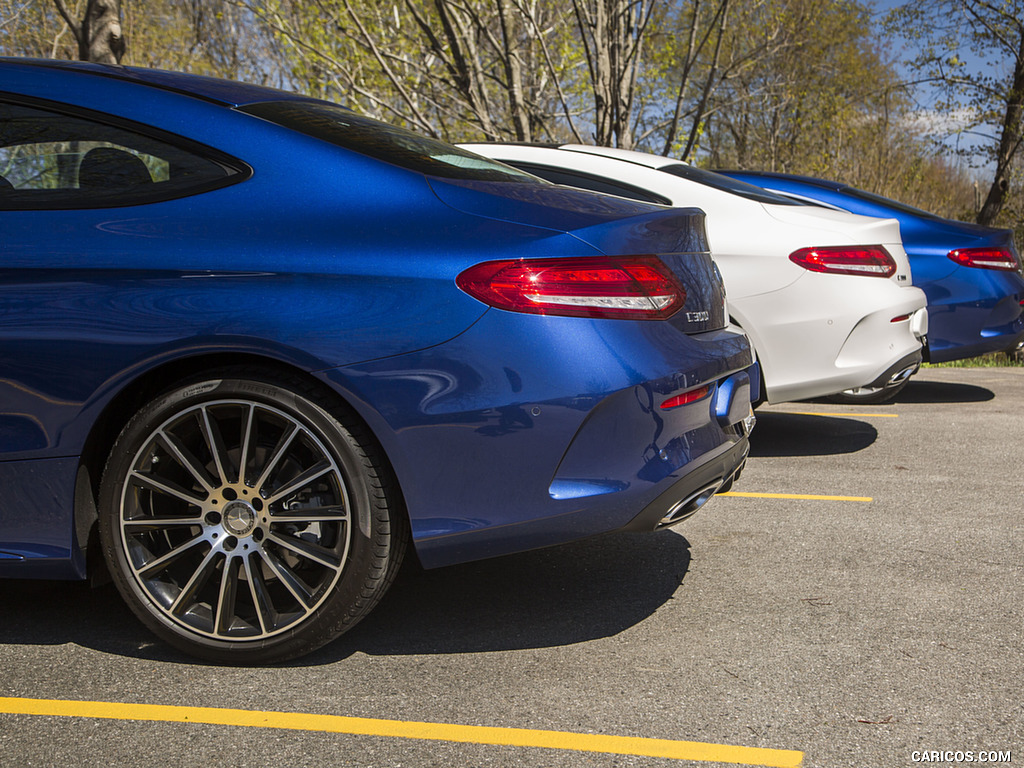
[[826, 378, 908, 405], [98, 371, 406, 664]]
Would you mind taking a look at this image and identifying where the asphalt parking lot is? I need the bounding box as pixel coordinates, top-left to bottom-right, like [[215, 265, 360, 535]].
[[0, 366, 1021, 768]]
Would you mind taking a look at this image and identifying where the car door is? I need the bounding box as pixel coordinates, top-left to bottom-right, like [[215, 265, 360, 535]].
[[0, 98, 244, 461], [0, 98, 244, 571]]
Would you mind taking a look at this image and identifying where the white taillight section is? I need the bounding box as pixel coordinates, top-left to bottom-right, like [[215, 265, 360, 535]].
[[789, 246, 897, 277], [456, 256, 686, 320], [523, 293, 676, 312], [947, 247, 1021, 272]]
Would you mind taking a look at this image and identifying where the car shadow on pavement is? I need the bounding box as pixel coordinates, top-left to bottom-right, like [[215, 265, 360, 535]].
[[0, 530, 692, 665], [310, 530, 691, 663], [804, 377, 996, 407], [892, 378, 995, 404], [0, 578, 160, 658], [748, 411, 878, 457]]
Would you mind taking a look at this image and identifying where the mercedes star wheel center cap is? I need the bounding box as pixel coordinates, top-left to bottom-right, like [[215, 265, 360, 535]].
[[223, 500, 257, 536]]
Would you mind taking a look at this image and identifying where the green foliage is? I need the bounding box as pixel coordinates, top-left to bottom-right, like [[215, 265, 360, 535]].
[[239, 0, 591, 141], [0, 0, 76, 58], [700, 0, 901, 172], [925, 351, 1024, 368], [122, 1, 274, 83]]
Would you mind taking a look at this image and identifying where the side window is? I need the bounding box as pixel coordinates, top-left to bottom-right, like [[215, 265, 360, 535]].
[[0, 101, 244, 209]]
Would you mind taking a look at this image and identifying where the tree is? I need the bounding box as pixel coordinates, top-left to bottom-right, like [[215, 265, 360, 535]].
[[638, 0, 733, 159], [701, 0, 900, 173], [1, 0, 81, 58], [0, 1, 273, 82], [122, 1, 277, 84], [240, 0, 674, 146], [237, 0, 575, 140], [886, 0, 1024, 226], [569, 0, 657, 147]]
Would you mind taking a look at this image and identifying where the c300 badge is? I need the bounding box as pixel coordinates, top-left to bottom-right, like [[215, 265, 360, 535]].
[[685, 310, 710, 322]]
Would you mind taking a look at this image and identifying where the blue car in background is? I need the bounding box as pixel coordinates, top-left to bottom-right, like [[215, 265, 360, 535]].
[[0, 58, 755, 663], [720, 171, 1024, 381]]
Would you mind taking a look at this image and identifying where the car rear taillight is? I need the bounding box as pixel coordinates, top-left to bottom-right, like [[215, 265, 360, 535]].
[[789, 246, 897, 277], [456, 256, 686, 320], [947, 247, 1021, 272]]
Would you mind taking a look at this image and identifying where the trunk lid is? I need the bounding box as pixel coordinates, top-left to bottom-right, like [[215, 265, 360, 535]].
[[762, 204, 914, 285], [429, 176, 728, 333]]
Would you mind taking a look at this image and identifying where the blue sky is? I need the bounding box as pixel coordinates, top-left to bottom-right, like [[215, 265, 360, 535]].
[[863, 0, 1003, 171]]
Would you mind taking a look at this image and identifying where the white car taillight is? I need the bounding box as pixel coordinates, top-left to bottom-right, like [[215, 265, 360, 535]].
[[789, 246, 897, 277]]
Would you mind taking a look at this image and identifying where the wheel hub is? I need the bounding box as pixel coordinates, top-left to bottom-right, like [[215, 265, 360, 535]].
[[222, 499, 257, 537]]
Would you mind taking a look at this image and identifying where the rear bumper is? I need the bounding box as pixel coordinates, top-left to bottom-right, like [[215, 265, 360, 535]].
[[621, 435, 749, 532], [922, 270, 1024, 362], [325, 310, 756, 569], [744, 279, 928, 403]]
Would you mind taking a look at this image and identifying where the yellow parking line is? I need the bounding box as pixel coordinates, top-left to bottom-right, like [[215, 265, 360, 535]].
[[721, 492, 872, 502], [0, 696, 803, 767], [781, 411, 899, 418]]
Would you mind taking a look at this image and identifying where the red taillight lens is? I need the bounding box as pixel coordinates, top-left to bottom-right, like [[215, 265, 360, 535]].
[[789, 246, 897, 277], [947, 247, 1021, 272], [660, 385, 711, 410], [456, 256, 686, 320]]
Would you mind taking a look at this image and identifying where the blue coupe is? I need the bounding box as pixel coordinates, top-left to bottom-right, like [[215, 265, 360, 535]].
[[719, 171, 1024, 373], [0, 59, 755, 663]]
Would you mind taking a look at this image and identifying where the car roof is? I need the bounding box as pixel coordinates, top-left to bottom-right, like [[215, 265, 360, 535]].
[[0, 57, 317, 108], [462, 142, 815, 210], [558, 144, 683, 171]]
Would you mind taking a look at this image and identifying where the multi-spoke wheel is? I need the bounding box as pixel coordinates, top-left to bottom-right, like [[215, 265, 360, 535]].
[[99, 373, 405, 664]]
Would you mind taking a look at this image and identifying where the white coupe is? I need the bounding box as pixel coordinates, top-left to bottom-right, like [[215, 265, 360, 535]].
[[460, 143, 928, 405]]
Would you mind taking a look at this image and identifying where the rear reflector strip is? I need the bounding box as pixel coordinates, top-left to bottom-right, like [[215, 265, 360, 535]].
[[660, 385, 711, 410], [890, 314, 912, 323]]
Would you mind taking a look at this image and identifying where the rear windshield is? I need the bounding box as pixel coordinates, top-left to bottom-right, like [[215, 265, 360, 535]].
[[660, 164, 802, 206], [239, 101, 539, 183]]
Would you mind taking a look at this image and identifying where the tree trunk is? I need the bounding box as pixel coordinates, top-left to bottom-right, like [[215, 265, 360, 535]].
[[82, 0, 125, 63], [661, 1, 703, 156], [496, 0, 531, 142], [681, 0, 729, 162], [571, 0, 653, 148], [977, 30, 1024, 226], [52, 0, 125, 64]]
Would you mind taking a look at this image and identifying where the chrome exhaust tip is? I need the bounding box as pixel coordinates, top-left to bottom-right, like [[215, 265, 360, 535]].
[[887, 363, 918, 387], [658, 479, 724, 528]]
